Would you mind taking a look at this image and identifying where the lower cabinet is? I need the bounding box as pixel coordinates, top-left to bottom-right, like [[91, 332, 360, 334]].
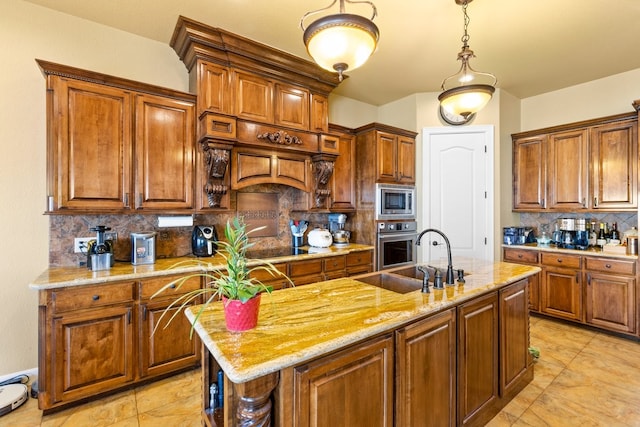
[[499, 280, 531, 397], [395, 308, 456, 427], [457, 292, 499, 426], [51, 304, 135, 405], [39, 275, 202, 411], [293, 334, 394, 427]]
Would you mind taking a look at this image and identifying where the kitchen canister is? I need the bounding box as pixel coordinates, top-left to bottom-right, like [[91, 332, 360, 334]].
[[627, 236, 638, 255]]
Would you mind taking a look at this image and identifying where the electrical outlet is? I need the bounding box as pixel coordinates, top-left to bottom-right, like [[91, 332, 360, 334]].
[[105, 231, 118, 241], [74, 237, 92, 253]]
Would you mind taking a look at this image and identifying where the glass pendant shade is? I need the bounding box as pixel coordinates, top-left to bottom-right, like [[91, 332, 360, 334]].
[[438, 84, 495, 118], [301, 1, 379, 81]]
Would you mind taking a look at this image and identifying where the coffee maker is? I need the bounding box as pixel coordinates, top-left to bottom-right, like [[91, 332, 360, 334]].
[[328, 213, 350, 246], [87, 225, 115, 271]]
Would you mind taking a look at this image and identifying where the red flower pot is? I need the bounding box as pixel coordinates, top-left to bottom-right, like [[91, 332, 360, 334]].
[[222, 294, 261, 332]]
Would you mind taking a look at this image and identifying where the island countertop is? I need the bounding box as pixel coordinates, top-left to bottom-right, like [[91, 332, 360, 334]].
[[28, 243, 374, 290], [185, 258, 541, 384]]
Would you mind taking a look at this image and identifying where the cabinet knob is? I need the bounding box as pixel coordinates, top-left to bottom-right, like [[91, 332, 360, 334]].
[[605, 264, 612, 269], [517, 254, 523, 259], [92, 295, 100, 301], [557, 258, 563, 263], [169, 283, 177, 289]]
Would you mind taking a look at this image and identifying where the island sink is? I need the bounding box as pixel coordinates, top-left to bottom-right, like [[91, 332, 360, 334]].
[[354, 273, 423, 294]]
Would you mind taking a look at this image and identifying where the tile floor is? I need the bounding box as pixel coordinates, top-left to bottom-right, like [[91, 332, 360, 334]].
[[3, 315, 640, 426]]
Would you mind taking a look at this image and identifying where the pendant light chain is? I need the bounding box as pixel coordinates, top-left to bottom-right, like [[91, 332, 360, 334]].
[[461, 1, 470, 48]]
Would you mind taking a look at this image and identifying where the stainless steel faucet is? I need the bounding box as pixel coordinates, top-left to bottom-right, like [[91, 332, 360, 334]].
[[415, 228, 455, 286]]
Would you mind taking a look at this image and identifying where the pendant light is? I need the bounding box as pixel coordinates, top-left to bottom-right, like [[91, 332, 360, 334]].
[[301, 0, 379, 81], [439, 0, 497, 118]]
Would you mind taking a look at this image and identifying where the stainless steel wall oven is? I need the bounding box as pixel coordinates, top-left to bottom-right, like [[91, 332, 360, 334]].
[[377, 221, 417, 270]]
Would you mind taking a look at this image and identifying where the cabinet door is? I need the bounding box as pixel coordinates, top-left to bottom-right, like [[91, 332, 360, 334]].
[[139, 299, 200, 378], [499, 280, 530, 397], [52, 305, 134, 403], [294, 334, 394, 427], [541, 266, 582, 321], [396, 136, 416, 184], [458, 292, 499, 426], [330, 131, 356, 211], [547, 129, 589, 210], [196, 60, 232, 115], [49, 77, 131, 211], [376, 132, 398, 182], [396, 309, 456, 427], [513, 135, 546, 210], [310, 93, 329, 133], [235, 71, 274, 123], [134, 93, 194, 210], [585, 272, 636, 334], [274, 83, 309, 130], [590, 119, 638, 210]]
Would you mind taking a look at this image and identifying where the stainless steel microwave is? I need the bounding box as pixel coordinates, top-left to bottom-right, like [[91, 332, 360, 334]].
[[375, 183, 416, 220]]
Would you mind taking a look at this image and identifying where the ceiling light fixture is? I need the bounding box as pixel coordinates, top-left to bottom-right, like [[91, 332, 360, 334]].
[[301, 0, 379, 81], [439, 0, 497, 118]]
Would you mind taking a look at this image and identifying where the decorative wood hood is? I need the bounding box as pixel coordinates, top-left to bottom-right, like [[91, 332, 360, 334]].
[[170, 17, 344, 209]]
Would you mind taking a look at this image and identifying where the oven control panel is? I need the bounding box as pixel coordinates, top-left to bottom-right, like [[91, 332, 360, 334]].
[[378, 221, 417, 233]]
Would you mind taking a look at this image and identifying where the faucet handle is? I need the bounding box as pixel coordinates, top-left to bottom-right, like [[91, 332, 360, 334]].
[[457, 269, 465, 283]]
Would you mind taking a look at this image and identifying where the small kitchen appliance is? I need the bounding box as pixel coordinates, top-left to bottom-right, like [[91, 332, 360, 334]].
[[558, 218, 577, 249], [289, 220, 308, 248], [86, 225, 115, 271], [502, 227, 536, 245], [308, 228, 333, 248], [328, 213, 350, 245], [192, 225, 218, 257], [131, 232, 157, 265], [375, 183, 416, 220]]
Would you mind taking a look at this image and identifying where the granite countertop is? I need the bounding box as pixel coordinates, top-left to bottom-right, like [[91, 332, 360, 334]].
[[502, 243, 638, 260], [185, 258, 540, 384], [29, 244, 374, 290]]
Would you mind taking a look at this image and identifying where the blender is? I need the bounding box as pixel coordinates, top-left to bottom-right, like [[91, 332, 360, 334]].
[[328, 213, 350, 246]]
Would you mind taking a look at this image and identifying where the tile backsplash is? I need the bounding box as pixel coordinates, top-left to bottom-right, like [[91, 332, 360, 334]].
[[517, 212, 638, 237], [49, 185, 341, 267]]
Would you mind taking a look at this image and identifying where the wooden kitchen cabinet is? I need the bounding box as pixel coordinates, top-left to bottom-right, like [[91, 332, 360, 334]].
[[288, 258, 324, 286], [541, 252, 582, 322], [590, 119, 638, 210], [346, 250, 374, 276], [355, 123, 417, 185], [584, 257, 636, 334], [503, 248, 541, 312], [457, 291, 499, 426], [512, 112, 638, 212], [39, 60, 196, 214], [250, 262, 290, 291], [499, 280, 531, 398], [134, 93, 195, 210], [323, 255, 347, 280], [293, 334, 394, 427], [395, 308, 456, 427], [231, 147, 311, 192], [328, 124, 356, 211], [39, 281, 136, 409], [38, 275, 202, 411], [138, 275, 202, 378]]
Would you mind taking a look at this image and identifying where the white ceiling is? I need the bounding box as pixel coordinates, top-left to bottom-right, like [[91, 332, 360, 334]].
[[24, 0, 640, 106]]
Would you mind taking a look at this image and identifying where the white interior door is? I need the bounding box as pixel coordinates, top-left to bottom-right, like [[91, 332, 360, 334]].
[[421, 125, 494, 263]]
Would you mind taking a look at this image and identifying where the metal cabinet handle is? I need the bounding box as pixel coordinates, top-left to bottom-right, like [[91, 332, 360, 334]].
[[518, 254, 523, 259], [594, 197, 598, 207], [143, 306, 147, 321], [169, 283, 176, 289], [92, 295, 100, 301], [605, 264, 612, 269], [557, 258, 563, 263], [587, 273, 591, 285]]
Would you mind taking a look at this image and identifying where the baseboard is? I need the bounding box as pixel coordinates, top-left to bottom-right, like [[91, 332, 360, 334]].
[[0, 367, 38, 385]]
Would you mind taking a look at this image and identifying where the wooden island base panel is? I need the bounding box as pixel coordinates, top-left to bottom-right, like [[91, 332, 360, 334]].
[[187, 258, 540, 427]]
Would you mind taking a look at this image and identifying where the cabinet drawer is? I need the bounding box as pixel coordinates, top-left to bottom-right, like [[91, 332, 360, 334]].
[[52, 281, 135, 313], [346, 250, 373, 267], [250, 262, 288, 281], [139, 275, 202, 300], [289, 259, 323, 278], [323, 255, 346, 272], [503, 248, 539, 264], [585, 257, 636, 276], [541, 252, 581, 269]]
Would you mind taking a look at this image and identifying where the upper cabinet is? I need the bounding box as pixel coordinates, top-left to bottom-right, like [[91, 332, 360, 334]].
[[355, 123, 417, 185], [512, 112, 638, 212], [38, 60, 196, 214]]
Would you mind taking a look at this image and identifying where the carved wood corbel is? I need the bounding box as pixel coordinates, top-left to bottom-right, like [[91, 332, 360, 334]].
[[311, 154, 336, 208], [202, 144, 230, 208]]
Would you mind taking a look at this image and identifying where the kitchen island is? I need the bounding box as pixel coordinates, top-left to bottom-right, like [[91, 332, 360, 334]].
[[187, 258, 540, 427]]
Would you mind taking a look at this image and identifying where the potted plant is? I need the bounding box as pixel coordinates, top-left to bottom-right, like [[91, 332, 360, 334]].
[[153, 217, 292, 332]]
